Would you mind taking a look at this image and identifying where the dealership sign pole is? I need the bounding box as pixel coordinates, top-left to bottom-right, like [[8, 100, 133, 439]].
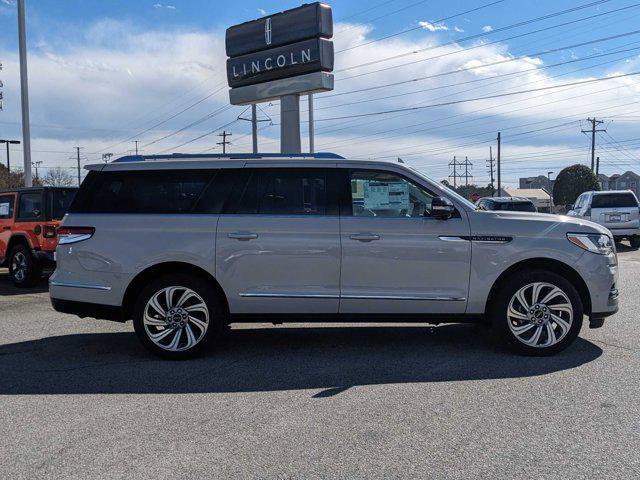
[[225, 3, 334, 154]]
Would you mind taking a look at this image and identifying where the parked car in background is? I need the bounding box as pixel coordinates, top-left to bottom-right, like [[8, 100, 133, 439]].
[[567, 190, 640, 248], [476, 196, 537, 212], [51, 153, 618, 359], [0, 187, 77, 286]]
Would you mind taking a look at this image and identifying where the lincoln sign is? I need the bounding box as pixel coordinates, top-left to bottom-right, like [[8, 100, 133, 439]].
[[225, 2, 334, 105]]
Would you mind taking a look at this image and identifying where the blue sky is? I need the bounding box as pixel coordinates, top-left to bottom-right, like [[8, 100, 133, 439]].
[[1, 0, 639, 185]]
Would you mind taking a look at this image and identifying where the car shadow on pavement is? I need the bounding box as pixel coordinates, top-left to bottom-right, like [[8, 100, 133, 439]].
[[0, 324, 602, 396], [0, 273, 49, 295]]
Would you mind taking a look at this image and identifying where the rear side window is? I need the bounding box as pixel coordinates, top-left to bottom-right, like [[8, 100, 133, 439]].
[[71, 170, 215, 214], [0, 194, 15, 219], [49, 189, 76, 220], [17, 192, 43, 220], [591, 193, 638, 208], [229, 169, 330, 215]]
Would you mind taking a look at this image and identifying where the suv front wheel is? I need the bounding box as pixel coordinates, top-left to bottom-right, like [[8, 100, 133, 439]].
[[490, 270, 583, 356], [132, 274, 225, 359], [9, 244, 42, 288]]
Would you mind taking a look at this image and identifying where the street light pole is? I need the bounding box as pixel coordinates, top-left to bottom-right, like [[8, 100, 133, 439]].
[[17, 0, 32, 187], [547, 171, 554, 210], [0, 139, 20, 173]]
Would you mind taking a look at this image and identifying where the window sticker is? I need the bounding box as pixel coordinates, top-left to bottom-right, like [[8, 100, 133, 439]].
[[0, 203, 9, 217], [363, 181, 409, 210]]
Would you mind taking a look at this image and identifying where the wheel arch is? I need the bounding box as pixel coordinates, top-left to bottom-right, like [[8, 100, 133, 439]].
[[485, 257, 592, 316], [121, 262, 229, 320], [7, 233, 33, 254]]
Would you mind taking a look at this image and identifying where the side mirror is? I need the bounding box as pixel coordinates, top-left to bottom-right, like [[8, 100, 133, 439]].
[[430, 196, 455, 220]]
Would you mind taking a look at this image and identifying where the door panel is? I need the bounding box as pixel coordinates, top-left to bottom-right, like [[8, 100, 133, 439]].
[[215, 168, 341, 314], [339, 170, 471, 314], [0, 194, 16, 259]]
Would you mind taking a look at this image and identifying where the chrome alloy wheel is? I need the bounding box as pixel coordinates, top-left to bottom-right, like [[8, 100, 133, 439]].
[[507, 282, 573, 348], [11, 252, 28, 283], [143, 286, 210, 352]]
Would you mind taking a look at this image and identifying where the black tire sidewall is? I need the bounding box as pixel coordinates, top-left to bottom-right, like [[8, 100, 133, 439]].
[[9, 245, 41, 288], [132, 273, 224, 359], [630, 237, 640, 249], [490, 270, 583, 356]]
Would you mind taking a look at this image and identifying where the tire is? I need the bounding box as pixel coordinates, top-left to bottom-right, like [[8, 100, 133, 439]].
[[9, 244, 42, 288], [629, 236, 640, 249], [132, 274, 225, 359], [489, 270, 583, 356]]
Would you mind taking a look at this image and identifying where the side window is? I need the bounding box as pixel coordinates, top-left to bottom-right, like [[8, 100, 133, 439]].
[[230, 169, 330, 215], [76, 170, 214, 214], [350, 170, 435, 218], [574, 195, 583, 210], [0, 194, 15, 220], [17, 192, 43, 220]]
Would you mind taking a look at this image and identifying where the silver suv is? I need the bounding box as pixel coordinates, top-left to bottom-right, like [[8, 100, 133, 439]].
[[50, 153, 619, 358], [568, 190, 640, 248]]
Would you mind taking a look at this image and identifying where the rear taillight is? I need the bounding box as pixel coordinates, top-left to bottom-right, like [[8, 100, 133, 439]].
[[43, 225, 57, 238], [57, 227, 95, 245]]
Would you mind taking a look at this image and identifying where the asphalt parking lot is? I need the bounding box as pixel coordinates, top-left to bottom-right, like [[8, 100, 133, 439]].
[[1, 248, 639, 479]]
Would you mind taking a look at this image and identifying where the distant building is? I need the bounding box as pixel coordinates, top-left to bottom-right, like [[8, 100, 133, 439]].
[[498, 187, 552, 212], [598, 171, 640, 196], [519, 175, 554, 192]]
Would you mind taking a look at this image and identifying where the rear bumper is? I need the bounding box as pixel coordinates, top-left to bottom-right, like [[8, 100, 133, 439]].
[[608, 228, 640, 238], [33, 249, 55, 268], [51, 297, 126, 323]]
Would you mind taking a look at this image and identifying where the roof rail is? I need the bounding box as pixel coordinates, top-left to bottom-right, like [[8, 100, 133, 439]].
[[112, 152, 345, 163]]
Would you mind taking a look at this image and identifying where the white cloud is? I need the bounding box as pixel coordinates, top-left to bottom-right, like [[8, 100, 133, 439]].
[[419, 21, 448, 32], [1, 0, 14, 5], [153, 3, 176, 10], [257, 8, 267, 15], [482, 25, 493, 32], [454, 26, 464, 33]]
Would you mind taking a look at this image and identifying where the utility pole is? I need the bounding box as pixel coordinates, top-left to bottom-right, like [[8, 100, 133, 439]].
[[102, 153, 113, 163], [497, 132, 501, 196], [596, 156, 600, 176], [0, 139, 20, 173], [308, 93, 315, 154], [251, 104, 258, 154], [461, 156, 473, 186], [547, 171, 554, 210], [134, 140, 139, 155], [31, 160, 41, 180], [217, 131, 232, 154], [449, 156, 458, 188], [487, 146, 495, 196], [17, 0, 32, 187], [75, 147, 81, 186], [582, 117, 606, 171]]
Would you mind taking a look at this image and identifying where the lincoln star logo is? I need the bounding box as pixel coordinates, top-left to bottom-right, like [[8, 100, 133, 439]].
[[265, 18, 272, 45]]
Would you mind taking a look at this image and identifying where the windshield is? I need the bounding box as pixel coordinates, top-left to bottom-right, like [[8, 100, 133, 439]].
[[405, 166, 476, 210], [591, 193, 638, 208], [499, 201, 536, 212], [49, 189, 77, 220]]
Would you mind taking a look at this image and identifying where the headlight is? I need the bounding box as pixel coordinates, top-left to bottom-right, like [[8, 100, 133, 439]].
[[567, 233, 614, 255]]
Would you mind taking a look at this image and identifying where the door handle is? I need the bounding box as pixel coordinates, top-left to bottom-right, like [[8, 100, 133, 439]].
[[228, 232, 258, 241], [350, 233, 380, 242]]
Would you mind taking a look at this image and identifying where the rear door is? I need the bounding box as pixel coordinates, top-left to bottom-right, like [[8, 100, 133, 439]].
[[591, 192, 639, 231], [0, 193, 16, 259], [216, 167, 341, 314], [339, 168, 471, 314]]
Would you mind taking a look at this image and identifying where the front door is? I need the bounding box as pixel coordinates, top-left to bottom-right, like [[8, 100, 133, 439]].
[[339, 169, 471, 314], [0, 193, 16, 261], [216, 168, 341, 314]]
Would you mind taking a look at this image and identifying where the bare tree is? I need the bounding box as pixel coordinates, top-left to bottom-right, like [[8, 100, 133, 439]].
[[42, 167, 75, 187]]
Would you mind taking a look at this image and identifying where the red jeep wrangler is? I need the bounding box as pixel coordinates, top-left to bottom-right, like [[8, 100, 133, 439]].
[[0, 187, 77, 287]]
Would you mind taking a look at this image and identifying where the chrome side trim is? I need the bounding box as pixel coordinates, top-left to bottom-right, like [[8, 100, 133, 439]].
[[239, 293, 339, 299], [438, 236, 469, 242], [341, 294, 466, 301], [49, 281, 112, 291], [239, 293, 466, 301]]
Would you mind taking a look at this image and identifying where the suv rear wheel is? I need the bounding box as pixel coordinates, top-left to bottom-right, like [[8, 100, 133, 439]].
[[132, 274, 224, 359], [9, 244, 42, 288], [489, 270, 583, 356], [629, 236, 640, 249]]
